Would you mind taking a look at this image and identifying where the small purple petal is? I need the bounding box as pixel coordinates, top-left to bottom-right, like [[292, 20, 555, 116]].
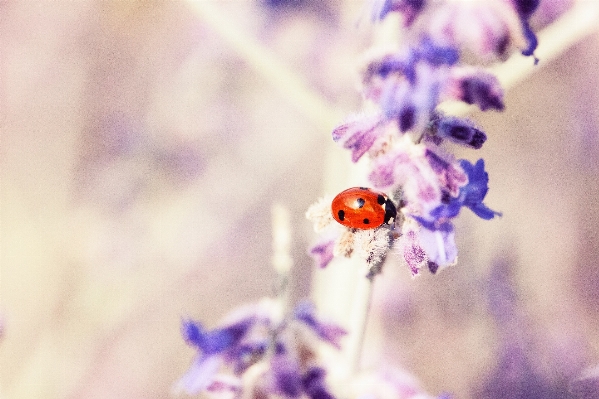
[[373, 0, 427, 26], [418, 226, 457, 268], [428, 261, 439, 274], [302, 368, 335, 399], [271, 356, 303, 398], [521, 21, 539, 63], [511, 0, 541, 19], [309, 240, 335, 269], [182, 319, 205, 348], [400, 229, 427, 276], [332, 115, 383, 162], [458, 159, 501, 219], [460, 75, 504, 111], [228, 341, 268, 374], [293, 301, 346, 349], [430, 115, 488, 149], [424, 148, 468, 196], [182, 318, 255, 356], [417, 37, 460, 67], [175, 355, 223, 395]]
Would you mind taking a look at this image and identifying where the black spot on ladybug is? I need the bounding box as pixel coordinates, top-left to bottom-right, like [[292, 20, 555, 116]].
[[338, 210, 345, 221], [377, 195, 385, 205], [356, 198, 365, 208], [359, 187, 368, 190], [384, 200, 397, 224], [363, 218, 370, 224]]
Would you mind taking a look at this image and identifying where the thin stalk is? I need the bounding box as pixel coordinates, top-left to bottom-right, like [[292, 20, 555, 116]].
[[271, 204, 293, 320]]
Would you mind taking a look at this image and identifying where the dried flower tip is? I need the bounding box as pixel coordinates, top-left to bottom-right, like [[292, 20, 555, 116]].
[[309, 239, 336, 269], [306, 196, 334, 233], [354, 228, 391, 266], [334, 230, 355, 258], [397, 221, 429, 276]]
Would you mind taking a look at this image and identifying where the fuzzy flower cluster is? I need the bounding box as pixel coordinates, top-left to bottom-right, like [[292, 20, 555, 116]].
[[176, 299, 442, 399], [175, 299, 345, 398], [308, 0, 538, 275]]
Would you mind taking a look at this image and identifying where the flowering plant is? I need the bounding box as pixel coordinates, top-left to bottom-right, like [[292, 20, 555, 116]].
[[307, 0, 540, 276], [178, 1, 542, 398]]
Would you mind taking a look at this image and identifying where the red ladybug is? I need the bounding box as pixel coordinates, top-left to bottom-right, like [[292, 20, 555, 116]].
[[331, 187, 397, 229]]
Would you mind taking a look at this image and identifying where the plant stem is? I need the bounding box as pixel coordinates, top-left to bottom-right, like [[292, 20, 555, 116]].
[[271, 204, 293, 320]]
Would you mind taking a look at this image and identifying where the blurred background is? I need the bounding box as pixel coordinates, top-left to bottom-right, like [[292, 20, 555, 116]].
[[1, 1, 599, 398]]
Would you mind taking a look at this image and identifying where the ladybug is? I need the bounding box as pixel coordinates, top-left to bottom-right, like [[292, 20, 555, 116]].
[[331, 187, 397, 229]]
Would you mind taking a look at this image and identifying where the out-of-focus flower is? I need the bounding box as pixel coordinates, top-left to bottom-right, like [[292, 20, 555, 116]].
[[294, 301, 347, 349], [426, 113, 488, 149], [427, 1, 530, 59], [309, 239, 336, 269], [332, 113, 387, 162], [396, 219, 429, 275], [176, 300, 345, 397], [309, 0, 535, 275], [370, 0, 427, 26], [440, 67, 504, 111]]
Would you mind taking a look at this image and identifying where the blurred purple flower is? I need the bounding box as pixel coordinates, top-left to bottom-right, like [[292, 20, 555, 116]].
[[182, 318, 254, 355], [177, 316, 261, 395], [309, 239, 336, 269], [508, 0, 540, 60], [427, 1, 532, 59], [413, 159, 500, 231], [397, 222, 428, 275], [302, 367, 335, 399], [332, 114, 386, 162], [417, 224, 457, 269], [371, 0, 427, 26], [293, 301, 347, 349], [427, 114, 488, 149], [441, 68, 504, 111], [177, 300, 344, 396]]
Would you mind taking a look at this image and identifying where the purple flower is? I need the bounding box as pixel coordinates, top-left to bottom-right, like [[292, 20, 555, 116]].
[[182, 318, 254, 356], [362, 40, 458, 134], [269, 358, 336, 399], [441, 68, 504, 111], [309, 239, 336, 269], [417, 224, 458, 268], [293, 301, 347, 349], [270, 355, 303, 398], [509, 0, 540, 61], [177, 300, 345, 396], [302, 367, 335, 399], [423, 149, 468, 197], [397, 221, 428, 275], [177, 317, 260, 394], [371, 0, 427, 26], [428, 114, 488, 149], [427, 2, 528, 59], [332, 114, 385, 162], [414, 158, 500, 229], [363, 38, 458, 86], [453, 158, 501, 220]]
